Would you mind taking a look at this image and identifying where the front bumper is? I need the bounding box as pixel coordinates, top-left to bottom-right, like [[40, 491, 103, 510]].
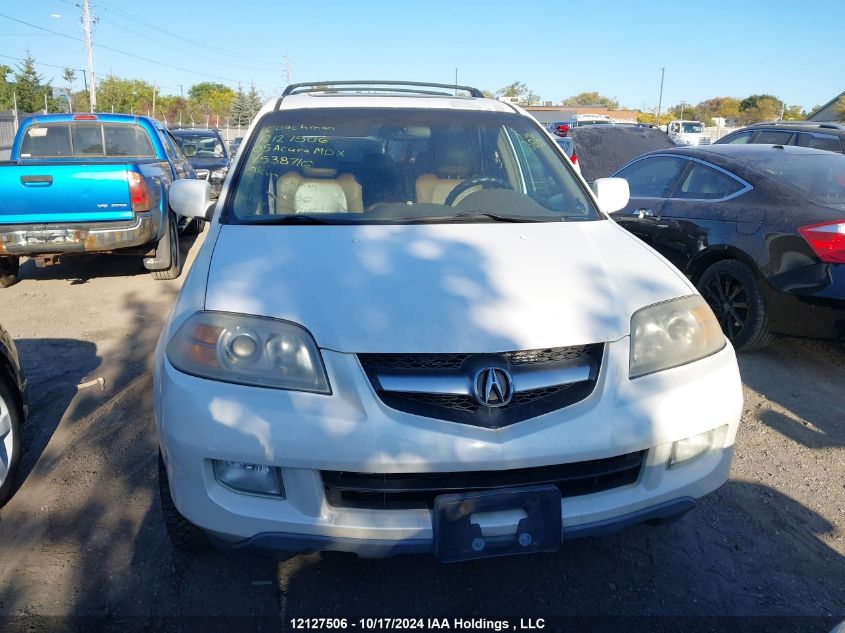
[[155, 338, 742, 556], [0, 213, 156, 256], [210, 497, 698, 559]]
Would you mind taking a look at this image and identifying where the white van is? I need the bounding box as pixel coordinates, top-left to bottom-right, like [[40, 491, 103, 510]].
[[158, 81, 742, 562], [668, 120, 711, 146]]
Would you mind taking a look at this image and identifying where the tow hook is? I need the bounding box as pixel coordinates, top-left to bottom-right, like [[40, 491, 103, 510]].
[[33, 255, 61, 267]]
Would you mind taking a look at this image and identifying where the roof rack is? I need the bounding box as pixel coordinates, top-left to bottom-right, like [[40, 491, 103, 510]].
[[281, 80, 485, 98]]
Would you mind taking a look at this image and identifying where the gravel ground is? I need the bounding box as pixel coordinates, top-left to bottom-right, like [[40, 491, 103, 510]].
[[0, 230, 842, 631]]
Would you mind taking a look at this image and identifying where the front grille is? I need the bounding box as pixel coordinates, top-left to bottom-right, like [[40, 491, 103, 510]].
[[360, 345, 596, 372], [323, 451, 644, 510], [359, 344, 603, 428]]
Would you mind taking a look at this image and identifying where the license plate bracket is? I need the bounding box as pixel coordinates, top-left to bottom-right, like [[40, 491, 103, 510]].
[[432, 485, 561, 562]]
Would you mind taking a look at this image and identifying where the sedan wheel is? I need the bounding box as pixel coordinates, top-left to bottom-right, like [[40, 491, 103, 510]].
[[0, 378, 21, 506], [698, 259, 774, 352]]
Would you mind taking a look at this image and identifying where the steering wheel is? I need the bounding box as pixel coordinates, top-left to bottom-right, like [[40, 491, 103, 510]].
[[444, 177, 513, 206]]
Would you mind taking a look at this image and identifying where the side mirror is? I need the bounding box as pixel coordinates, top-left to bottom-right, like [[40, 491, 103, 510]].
[[170, 179, 214, 220], [183, 143, 197, 157], [592, 177, 630, 214]]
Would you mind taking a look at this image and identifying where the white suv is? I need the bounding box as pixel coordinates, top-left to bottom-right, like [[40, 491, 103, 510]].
[[159, 81, 742, 562]]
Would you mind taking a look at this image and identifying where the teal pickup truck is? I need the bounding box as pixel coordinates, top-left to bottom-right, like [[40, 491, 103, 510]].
[[0, 113, 199, 287]]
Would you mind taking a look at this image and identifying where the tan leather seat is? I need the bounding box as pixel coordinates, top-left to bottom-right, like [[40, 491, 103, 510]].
[[276, 167, 363, 214], [415, 143, 474, 205]]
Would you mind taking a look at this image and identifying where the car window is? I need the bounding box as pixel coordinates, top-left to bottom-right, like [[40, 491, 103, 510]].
[[173, 133, 226, 158], [19, 122, 155, 158], [796, 133, 843, 153], [722, 131, 753, 144], [674, 162, 745, 200], [614, 156, 687, 198], [753, 130, 793, 145], [747, 152, 845, 210], [227, 108, 597, 224]]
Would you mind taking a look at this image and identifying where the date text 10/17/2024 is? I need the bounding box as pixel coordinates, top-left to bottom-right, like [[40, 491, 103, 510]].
[[290, 618, 546, 630]]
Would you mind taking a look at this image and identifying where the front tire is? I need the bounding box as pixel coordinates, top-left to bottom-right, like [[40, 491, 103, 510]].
[[151, 212, 183, 281], [0, 377, 22, 506], [0, 256, 20, 288], [158, 453, 209, 552], [698, 259, 774, 352]]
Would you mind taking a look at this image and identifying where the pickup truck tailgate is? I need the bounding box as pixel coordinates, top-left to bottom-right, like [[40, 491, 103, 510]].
[[0, 163, 135, 224]]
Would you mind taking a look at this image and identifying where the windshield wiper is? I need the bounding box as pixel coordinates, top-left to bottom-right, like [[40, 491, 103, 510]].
[[245, 214, 357, 225], [392, 211, 553, 223]]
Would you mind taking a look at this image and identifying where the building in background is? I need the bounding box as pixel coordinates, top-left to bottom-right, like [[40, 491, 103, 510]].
[[807, 90, 845, 122]]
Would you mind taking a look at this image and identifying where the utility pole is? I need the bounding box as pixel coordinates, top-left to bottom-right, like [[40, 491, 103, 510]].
[[13, 91, 19, 129], [44, 92, 49, 114], [152, 83, 157, 118], [780, 99, 785, 121], [82, 0, 96, 111], [656, 67, 665, 128], [284, 52, 291, 86]]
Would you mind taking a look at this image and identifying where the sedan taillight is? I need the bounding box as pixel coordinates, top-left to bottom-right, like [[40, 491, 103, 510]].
[[798, 220, 845, 264]]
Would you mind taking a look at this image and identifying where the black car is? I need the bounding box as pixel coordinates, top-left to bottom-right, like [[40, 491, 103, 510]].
[[715, 122, 845, 154], [170, 128, 230, 198], [229, 137, 243, 157], [611, 144, 845, 350], [0, 324, 26, 506]]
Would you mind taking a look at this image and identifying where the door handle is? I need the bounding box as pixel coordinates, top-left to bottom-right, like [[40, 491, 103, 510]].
[[20, 175, 53, 186]]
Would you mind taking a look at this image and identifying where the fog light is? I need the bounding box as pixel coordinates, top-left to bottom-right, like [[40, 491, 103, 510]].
[[669, 429, 717, 469], [212, 460, 285, 497]]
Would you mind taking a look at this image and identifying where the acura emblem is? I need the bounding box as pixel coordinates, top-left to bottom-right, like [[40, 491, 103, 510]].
[[473, 367, 513, 407]]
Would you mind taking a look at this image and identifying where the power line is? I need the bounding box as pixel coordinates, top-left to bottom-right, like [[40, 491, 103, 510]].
[[0, 11, 283, 92], [0, 53, 85, 73], [94, 0, 282, 67]]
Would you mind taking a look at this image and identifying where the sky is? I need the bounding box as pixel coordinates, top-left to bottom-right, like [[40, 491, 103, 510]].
[[1, 0, 842, 112]]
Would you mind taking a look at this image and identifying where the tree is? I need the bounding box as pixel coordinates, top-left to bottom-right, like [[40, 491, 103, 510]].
[[246, 83, 263, 120], [782, 105, 804, 121], [230, 85, 250, 127], [497, 81, 539, 106], [836, 96, 845, 122], [562, 91, 619, 110], [0, 64, 12, 111], [187, 82, 234, 119], [13, 51, 48, 113], [63, 67, 76, 112], [740, 95, 782, 123], [696, 97, 741, 121], [96, 75, 154, 114]]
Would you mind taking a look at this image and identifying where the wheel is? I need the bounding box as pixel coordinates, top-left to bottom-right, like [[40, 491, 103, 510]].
[[0, 377, 22, 506], [158, 453, 209, 552], [151, 212, 183, 281], [0, 256, 20, 288], [183, 218, 205, 235], [698, 259, 774, 352]]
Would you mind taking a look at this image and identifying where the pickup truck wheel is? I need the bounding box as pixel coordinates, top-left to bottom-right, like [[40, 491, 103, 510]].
[[151, 213, 183, 281], [0, 256, 20, 288], [158, 454, 209, 553], [0, 377, 22, 506], [183, 218, 205, 235]]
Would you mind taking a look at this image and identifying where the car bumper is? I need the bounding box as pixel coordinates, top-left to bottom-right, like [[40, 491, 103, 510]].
[[155, 338, 742, 557], [0, 213, 156, 256], [767, 263, 845, 339]]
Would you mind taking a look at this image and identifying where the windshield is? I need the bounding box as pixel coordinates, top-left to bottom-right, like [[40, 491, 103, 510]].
[[172, 134, 225, 158], [226, 108, 597, 224], [749, 152, 845, 209], [681, 123, 704, 134]]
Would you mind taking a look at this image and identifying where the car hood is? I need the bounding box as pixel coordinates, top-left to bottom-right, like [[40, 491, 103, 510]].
[[188, 157, 228, 170], [204, 220, 692, 353]]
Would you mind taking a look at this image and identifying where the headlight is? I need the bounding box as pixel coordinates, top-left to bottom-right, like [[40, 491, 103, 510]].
[[166, 312, 330, 393], [210, 168, 228, 181], [629, 295, 725, 378]]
